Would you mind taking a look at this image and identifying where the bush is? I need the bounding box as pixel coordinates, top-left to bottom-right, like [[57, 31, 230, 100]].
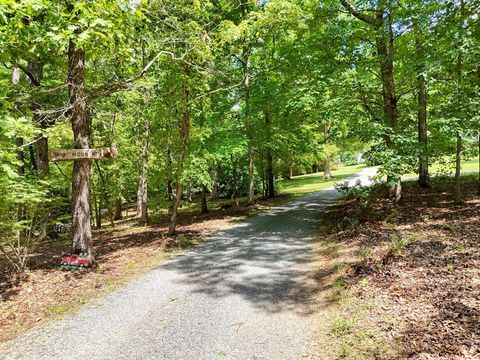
[[0, 171, 66, 271], [340, 152, 362, 166], [335, 180, 373, 221]]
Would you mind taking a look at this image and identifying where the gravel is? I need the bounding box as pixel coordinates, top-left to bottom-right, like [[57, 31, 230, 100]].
[[1, 168, 376, 360]]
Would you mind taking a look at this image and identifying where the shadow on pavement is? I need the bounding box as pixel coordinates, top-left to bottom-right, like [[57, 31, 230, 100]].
[[164, 188, 343, 316]]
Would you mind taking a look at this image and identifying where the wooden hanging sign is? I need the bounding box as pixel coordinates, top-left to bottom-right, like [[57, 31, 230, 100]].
[[50, 147, 118, 162]]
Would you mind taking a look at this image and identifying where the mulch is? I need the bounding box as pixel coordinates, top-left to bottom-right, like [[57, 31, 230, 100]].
[[321, 176, 480, 359]]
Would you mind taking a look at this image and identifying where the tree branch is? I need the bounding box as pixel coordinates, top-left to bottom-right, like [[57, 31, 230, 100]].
[[16, 63, 41, 87], [340, 0, 381, 26], [193, 82, 243, 101], [87, 50, 183, 100]]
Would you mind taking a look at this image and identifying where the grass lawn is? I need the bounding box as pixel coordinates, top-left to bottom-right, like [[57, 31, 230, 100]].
[[149, 164, 367, 217], [452, 158, 479, 172], [277, 164, 366, 196], [403, 158, 479, 179]]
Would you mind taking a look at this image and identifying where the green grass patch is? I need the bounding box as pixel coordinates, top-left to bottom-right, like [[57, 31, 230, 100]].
[[403, 158, 479, 179], [277, 164, 367, 196], [45, 303, 70, 317], [327, 287, 396, 360]]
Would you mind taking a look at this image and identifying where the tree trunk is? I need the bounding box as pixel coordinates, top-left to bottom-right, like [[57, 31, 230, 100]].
[[211, 166, 219, 200], [247, 142, 255, 205], [266, 150, 274, 198], [186, 179, 192, 202], [478, 131, 480, 195], [376, 12, 400, 200], [29, 144, 37, 171], [12, 72, 25, 241], [340, 1, 400, 200], [168, 63, 191, 236], [68, 40, 93, 257], [340, 0, 398, 132], [165, 148, 174, 200], [454, 131, 462, 203], [323, 124, 332, 180], [242, 46, 255, 206], [28, 61, 50, 175], [263, 166, 267, 198], [94, 161, 114, 227], [415, 22, 429, 188], [34, 135, 49, 174], [92, 179, 101, 229], [200, 186, 208, 214], [324, 156, 332, 180], [231, 154, 239, 208], [477, 67, 480, 195], [394, 178, 402, 203], [454, 0, 465, 204], [15, 137, 26, 231], [137, 118, 150, 225], [12, 69, 25, 239], [114, 196, 122, 220], [376, 15, 398, 136], [264, 112, 274, 198]]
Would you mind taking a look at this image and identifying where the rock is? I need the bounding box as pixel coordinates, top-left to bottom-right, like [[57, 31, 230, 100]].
[[413, 246, 422, 255]]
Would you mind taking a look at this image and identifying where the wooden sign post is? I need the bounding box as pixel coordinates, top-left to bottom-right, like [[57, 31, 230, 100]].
[[50, 146, 118, 257], [50, 147, 118, 162]]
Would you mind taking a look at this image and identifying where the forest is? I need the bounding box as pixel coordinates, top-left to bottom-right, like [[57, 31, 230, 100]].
[[0, 0, 479, 357], [1, 0, 479, 266]]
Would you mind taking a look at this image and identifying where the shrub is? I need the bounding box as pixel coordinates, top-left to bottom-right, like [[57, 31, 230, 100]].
[[335, 180, 373, 221]]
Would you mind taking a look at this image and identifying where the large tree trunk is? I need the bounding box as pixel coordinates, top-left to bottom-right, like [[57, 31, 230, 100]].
[[323, 123, 332, 180], [200, 186, 208, 214], [340, 0, 397, 132], [137, 118, 150, 225], [340, 1, 400, 200], [68, 40, 93, 257], [417, 74, 429, 188], [168, 63, 191, 236], [242, 47, 255, 206], [453, 0, 465, 203], [377, 11, 400, 201], [378, 14, 401, 202], [324, 157, 332, 180], [415, 23, 429, 188]]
